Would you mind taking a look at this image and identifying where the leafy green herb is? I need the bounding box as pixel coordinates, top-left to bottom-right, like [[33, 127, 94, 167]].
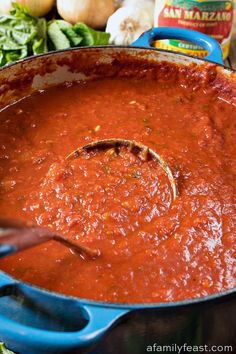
[[48, 21, 70, 50], [0, 342, 15, 354], [73, 23, 110, 46], [0, 3, 46, 66], [10, 3, 35, 21], [33, 18, 48, 55], [0, 4, 110, 67], [48, 21, 110, 49], [54, 20, 83, 47]]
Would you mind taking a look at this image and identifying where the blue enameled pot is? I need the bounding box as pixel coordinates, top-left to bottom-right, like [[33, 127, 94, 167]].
[[0, 28, 235, 354]]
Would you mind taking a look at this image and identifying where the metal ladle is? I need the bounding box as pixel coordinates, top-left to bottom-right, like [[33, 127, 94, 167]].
[[67, 139, 178, 201], [0, 140, 177, 260]]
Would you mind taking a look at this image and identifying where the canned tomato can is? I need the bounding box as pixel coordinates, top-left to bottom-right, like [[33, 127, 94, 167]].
[[154, 0, 235, 59]]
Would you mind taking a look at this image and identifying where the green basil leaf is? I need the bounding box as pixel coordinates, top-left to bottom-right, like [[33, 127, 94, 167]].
[[0, 3, 109, 67], [47, 21, 71, 50], [0, 3, 46, 66], [55, 20, 83, 47], [0, 50, 6, 66], [73, 23, 110, 46], [33, 18, 48, 54], [5, 46, 28, 63], [10, 3, 37, 25]]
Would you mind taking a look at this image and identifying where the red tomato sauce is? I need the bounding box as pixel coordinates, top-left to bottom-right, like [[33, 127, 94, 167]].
[[0, 74, 235, 303]]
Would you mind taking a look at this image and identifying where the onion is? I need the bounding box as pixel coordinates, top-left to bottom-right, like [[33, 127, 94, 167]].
[[17, 0, 54, 17], [0, 0, 54, 17], [57, 0, 115, 29]]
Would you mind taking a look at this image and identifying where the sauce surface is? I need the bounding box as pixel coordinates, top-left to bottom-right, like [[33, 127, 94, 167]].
[[0, 74, 235, 303]]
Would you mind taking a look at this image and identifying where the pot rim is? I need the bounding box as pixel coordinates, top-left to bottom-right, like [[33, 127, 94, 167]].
[[0, 44, 235, 309], [0, 44, 235, 74]]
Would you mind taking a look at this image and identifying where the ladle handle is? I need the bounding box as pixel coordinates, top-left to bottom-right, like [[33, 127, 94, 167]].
[[0, 224, 51, 257], [0, 218, 101, 259]]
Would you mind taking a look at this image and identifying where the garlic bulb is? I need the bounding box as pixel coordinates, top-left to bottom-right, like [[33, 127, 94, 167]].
[[0, 0, 54, 17], [17, 0, 55, 17], [57, 0, 115, 29], [106, 1, 154, 45], [0, 0, 12, 15]]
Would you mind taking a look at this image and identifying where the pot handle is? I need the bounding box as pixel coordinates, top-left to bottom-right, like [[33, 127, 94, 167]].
[[0, 272, 129, 351], [132, 27, 223, 65]]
